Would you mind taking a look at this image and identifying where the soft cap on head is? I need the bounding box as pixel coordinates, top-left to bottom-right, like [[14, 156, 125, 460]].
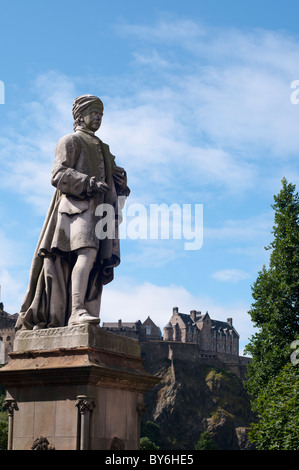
[[72, 94, 104, 119]]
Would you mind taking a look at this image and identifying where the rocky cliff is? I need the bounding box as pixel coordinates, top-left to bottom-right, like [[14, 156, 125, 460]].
[[141, 342, 256, 450]]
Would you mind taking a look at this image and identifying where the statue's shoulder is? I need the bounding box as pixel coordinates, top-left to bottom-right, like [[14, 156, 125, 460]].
[[57, 133, 80, 145], [56, 133, 82, 153]]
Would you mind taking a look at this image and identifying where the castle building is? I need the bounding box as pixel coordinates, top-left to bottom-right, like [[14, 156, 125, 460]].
[[102, 307, 239, 357], [0, 303, 18, 364], [163, 307, 239, 355], [102, 316, 162, 342], [102, 307, 246, 378]]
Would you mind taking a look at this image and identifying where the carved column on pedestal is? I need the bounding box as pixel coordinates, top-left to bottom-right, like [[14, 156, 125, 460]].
[[76, 395, 95, 450], [3, 398, 19, 450]]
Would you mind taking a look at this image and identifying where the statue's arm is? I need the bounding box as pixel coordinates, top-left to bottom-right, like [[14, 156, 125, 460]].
[[51, 134, 89, 198], [107, 150, 130, 197]]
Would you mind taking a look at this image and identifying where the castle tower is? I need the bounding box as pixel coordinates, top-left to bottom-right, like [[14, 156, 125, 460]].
[[163, 322, 173, 341]]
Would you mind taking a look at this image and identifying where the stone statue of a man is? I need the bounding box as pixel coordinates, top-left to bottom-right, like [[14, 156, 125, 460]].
[[16, 95, 130, 330]]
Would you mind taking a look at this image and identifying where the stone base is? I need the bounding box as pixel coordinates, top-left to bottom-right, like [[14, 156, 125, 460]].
[[0, 324, 159, 450]]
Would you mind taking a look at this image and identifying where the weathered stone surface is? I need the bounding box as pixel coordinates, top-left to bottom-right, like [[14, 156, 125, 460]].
[[0, 326, 159, 450], [141, 342, 255, 450], [13, 323, 140, 357]]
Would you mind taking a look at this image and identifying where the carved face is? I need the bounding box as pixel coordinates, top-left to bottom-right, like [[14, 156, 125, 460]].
[[81, 103, 103, 132]]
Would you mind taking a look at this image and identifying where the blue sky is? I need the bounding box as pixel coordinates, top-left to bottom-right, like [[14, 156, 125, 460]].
[[1, 1, 299, 352]]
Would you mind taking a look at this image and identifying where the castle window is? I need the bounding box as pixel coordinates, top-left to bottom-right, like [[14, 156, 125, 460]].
[[145, 326, 152, 335]]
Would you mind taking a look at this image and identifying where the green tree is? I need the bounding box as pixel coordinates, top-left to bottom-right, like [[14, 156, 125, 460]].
[[140, 421, 161, 447], [0, 421, 8, 450], [140, 437, 159, 450], [245, 178, 299, 449], [248, 363, 299, 450], [195, 431, 217, 450]]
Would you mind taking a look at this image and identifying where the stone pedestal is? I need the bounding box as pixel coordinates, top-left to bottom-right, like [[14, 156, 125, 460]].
[[0, 324, 159, 450]]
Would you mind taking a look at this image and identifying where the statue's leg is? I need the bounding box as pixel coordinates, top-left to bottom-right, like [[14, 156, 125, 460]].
[[68, 247, 99, 325]]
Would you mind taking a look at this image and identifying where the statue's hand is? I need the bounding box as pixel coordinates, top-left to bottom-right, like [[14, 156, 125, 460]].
[[95, 181, 110, 193]]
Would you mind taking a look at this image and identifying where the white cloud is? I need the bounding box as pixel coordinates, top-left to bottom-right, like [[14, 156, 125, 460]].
[[118, 17, 299, 158], [2, 159, 53, 215], [123, 242, 184, 269], [0, 229, 31, 313], [185, 67, 299, 156], [212, 269, 251, 283], [205, 212, 273, 242], [99, 101, 258, 199], [0, 72, 75, 214], [116, 17, 205, 45], [0, 267, 25, 314], [0, 230, 25, 269], [132, 50, 171, 68]]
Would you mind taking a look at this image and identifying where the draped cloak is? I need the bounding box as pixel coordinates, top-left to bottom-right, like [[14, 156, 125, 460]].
[[16, 128, 129, 330]]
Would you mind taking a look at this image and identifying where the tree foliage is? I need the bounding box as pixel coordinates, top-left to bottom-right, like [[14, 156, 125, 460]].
[[0, 421, 8, 451], [195, 431, 217, 450], [248, 363, 299, 450], [245, 178, 299, 449], [140, 437, 159, 450], [140, 420, 161, 448]]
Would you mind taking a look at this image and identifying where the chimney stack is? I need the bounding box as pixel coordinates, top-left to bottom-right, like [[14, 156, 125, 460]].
[[190, 310, 196, 321]]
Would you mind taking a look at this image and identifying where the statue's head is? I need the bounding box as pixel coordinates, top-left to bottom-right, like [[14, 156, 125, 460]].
[[72, 94, 104, 132]]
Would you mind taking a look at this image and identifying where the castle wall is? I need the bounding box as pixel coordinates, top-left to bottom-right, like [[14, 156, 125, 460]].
[[141, 341, 250, 380], [0, 326, 15, 364], [102, 328, 140, 341]]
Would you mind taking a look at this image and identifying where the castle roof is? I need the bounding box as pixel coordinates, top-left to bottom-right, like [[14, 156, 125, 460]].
[[211, 319, 239, 337], [167, 307, 239, 336], [171, 310, 207, 325], [176, 312, 193, 325]]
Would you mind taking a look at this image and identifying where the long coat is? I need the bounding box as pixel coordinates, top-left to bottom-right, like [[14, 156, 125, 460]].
[[16, 128, 129, 330]]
